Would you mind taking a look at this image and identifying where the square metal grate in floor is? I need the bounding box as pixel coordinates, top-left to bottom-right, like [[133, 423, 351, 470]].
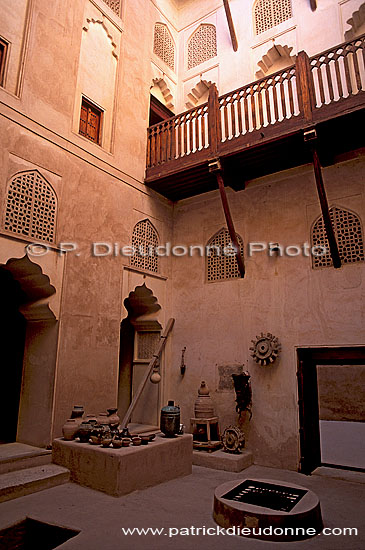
[[222, 480, 307, 512]]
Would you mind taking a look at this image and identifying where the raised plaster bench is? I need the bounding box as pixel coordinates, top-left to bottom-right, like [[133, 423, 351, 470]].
[[52, 434, 193, 497]]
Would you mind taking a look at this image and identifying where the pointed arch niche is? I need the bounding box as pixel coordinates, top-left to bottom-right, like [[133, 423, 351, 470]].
[[118, 283, 163, 428], [0, 253, 62, 447], [73, 12, 121, 150]]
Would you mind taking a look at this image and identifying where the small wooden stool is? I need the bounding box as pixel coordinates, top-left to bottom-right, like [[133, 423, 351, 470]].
[[190, 416, 221, 452]]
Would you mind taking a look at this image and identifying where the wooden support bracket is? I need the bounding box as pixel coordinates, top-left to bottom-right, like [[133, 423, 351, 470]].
[[209, 160, 245, 278], [304, 129, 341, 269], [223, 0, 238, 52]]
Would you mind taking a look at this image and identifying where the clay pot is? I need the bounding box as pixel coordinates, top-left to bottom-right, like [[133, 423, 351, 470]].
[[89, 435, 102, 445], [140, 435, 149, 445], [96, 412, 109, 425], [122, 438, 131, 447], [101, 436, 113, 447], [85, 414, 98, 424], [62, 419, 79, 441], [77, 421, 93, 443], [70, 406, 84, 420], [148, 434, 156, 442], [112, 439, 123, 449], [194, 381, 215, 418], [107, 408, 120, 428], [132, 437, 142, 446]]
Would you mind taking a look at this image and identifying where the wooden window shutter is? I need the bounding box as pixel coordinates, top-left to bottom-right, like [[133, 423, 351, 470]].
[[79, 98, 102, 144]]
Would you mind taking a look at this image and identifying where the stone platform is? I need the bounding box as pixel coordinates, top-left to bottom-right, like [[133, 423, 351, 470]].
[[52, 434, 192, 497], [193, 449, 253, 472]]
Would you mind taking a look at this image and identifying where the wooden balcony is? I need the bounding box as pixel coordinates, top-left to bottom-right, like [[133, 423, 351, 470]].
[[145, 35, 365, 201]]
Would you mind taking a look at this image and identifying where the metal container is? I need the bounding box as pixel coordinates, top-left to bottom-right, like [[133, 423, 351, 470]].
[[160, 400, 180, 437]]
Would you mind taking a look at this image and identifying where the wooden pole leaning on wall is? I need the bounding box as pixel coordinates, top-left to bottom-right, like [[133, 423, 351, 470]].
[[209, 160, 245, 278], [223, 0, 238, 52], [120, 318, 175, 429], [304, 129, 341, 269]]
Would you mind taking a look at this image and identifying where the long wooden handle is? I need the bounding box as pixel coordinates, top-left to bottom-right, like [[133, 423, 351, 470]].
[[120, 318, 175, 428]]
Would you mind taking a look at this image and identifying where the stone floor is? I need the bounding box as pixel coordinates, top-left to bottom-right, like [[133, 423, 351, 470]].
[[0, 464, 364, 549]]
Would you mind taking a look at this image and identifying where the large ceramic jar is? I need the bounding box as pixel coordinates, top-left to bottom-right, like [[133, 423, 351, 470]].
[[97, 412, 109, 426], [160, 401, 180, 438], [194, 381, 215, 418], [62, 419, 79, 441]]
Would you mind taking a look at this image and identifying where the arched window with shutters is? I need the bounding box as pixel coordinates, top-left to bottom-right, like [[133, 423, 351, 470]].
[[187, 24, 217, 70], [153, 23, 175, 71], [3, 170, 57, 243], [206, 228, 244, 282], [311, 207, 364, 269], [254, 0, 293, 35], [131, 219, 159, 273]]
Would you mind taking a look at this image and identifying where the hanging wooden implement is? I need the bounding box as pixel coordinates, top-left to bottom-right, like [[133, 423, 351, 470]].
[[223, 0, 238, 52], [310, 0, 317, 11]]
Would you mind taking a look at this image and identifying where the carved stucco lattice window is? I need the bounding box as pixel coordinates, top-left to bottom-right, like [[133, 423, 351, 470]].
[[311, 207, 364, 268], [4, 171, 57, 243], [254, 0, 293, 35], [102, 0, 121, 17], [131, 219, 159, 273], [207, 228, 244, 282], [153, 23, 175, 71], [136, 331, 160, 361], [188, 24, 217, 70]]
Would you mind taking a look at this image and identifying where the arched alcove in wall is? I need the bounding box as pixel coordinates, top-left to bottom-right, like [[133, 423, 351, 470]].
[[0, 255, 59, 447], [118, 284, 162, 428], [151, 77, 174, 110]]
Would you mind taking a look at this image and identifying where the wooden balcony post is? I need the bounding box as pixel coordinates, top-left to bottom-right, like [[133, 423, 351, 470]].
[[208, 83, 222, 155], [296, 51, 316, 122]]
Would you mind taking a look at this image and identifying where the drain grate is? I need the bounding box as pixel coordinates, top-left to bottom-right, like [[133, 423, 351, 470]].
[[222, 480, 307, 512]]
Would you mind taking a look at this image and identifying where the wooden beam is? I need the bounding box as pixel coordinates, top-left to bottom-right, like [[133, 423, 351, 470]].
[[120, 318, 175, 429], [310, 144, 341, 268], [208, 83, 221, 155], [209, 161, 245, 277], [223, 0, 238, 52], [296, 51, 316, 122], [310, 0, 317, 11]]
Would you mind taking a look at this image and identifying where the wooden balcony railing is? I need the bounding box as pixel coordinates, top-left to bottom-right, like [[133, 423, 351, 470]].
[[146, 34, 365, 176]]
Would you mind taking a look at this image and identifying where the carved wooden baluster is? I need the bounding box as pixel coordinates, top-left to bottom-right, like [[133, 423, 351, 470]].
[[333, 53, 343, 99], [244, 91, 250, 132], [230, 96, 236, 138], [236, 92, 243, 135], [287, 73, 295, 116], [257, 82, 264, 128], [325, 55, 335, 102]]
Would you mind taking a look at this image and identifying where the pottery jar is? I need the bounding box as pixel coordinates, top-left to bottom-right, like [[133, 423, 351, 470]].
[[62, 419, 79, 441]]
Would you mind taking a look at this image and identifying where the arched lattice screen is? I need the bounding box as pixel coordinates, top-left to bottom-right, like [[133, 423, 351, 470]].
[[254, 0, 292, 35], [103, 0, 121, 17], [311, 207, 364, 268], [206, 228, 244, 282], [188, 24, 217, 70], [4, 171, 57, 243], [153, 23, 175, 71], [131, 219, 159, 273]]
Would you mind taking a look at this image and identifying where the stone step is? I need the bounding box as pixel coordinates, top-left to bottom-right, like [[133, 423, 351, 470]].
[[193, 448, 253, 472], [0, 464, 70, 503], [0, 443, 52, 475]]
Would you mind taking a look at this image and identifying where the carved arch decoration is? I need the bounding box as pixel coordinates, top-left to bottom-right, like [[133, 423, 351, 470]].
[[1, 255, 57, 320], [345, 3, 365, 40], [255, 43, 295, 79], [185, 79, 213, 109], [151, 77, 174, 109], [83, 17, 119, 58]]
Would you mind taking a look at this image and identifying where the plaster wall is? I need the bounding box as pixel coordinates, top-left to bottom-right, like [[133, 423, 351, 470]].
[[0, 0, 29, 95], [169, 157, 365, 470]]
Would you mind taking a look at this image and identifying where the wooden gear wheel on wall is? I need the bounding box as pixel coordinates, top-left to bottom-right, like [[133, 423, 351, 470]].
[[221, 425, 245, 453], [249, 332, 281, 366]]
